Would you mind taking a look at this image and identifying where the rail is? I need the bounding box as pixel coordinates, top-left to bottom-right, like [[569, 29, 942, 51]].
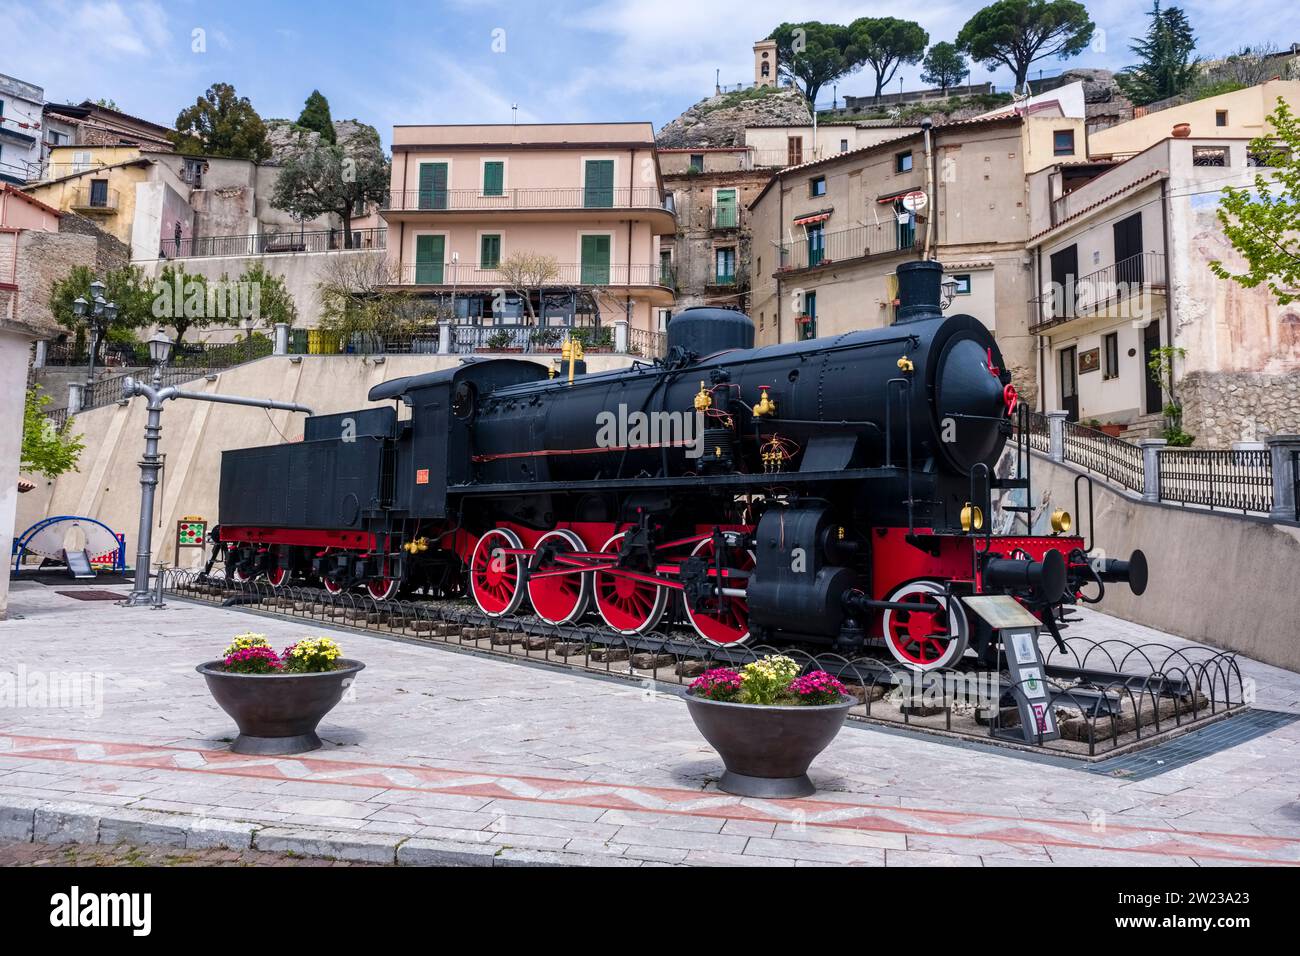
[[1061, 419, 1145, 493], [162, 227, 386, 259], [1021, 410, 1051, 454], [779, 220, 921, 272], [393, 261, 672, 288], [1158, 448, 1274, 515], [383, 186, 668, 212], [1030, 252, 1166, 330]]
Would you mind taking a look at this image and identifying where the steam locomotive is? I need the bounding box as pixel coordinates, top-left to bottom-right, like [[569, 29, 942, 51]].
[[217, 260, 1147, 671]]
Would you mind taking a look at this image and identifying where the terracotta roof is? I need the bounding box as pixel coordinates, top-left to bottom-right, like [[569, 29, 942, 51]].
[[1028, 168, 1166, 244], [0, 183, 62, 218]]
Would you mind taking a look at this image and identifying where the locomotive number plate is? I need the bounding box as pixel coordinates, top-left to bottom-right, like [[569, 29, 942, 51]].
[[416, 469, 430, 485]]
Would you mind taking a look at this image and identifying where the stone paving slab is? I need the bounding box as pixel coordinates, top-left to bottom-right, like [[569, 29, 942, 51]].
[[2, 582, 1300, 866]]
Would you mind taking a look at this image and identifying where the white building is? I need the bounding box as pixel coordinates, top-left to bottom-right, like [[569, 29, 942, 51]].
[[0, 73, 44, 185]]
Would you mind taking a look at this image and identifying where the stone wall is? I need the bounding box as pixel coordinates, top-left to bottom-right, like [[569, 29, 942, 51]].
[[12, 231, 97, 339], [57, 212, 131, 273], [1180, 370, 1300, 446]]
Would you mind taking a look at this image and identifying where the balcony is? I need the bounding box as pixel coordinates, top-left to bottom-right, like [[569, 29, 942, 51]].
[[382, 186, 676, 233], [391, 261, 675, 303], [69, 186, 118, 214], [777, 220, 920, 274], [161, 227, 387, 259], [1030, 252, 1167, 333], [712, 205, 739, 229]]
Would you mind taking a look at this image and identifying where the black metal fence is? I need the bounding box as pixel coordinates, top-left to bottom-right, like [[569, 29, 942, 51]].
[[1158, 448, 1274, 515], [1022, 410, 1050, 454], [161, 227, 386, 260], [1061, 419, 1145, 493]]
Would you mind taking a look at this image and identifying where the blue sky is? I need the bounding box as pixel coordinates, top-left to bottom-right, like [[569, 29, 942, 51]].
[[2, 0, 1293, 145]]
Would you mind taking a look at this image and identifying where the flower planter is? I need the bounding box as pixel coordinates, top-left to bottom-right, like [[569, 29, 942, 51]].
[[196, 660, 365, 755], [685, 692, 853, 798]]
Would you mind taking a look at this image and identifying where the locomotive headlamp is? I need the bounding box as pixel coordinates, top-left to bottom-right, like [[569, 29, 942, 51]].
[[1051, 509, 1072, 533], [960, 502, 984, 532]]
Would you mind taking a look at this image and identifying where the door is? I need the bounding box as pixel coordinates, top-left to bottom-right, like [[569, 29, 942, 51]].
[[787, 136, 803, 166], [415, 234, 444, 284], [1059, 346, 1079, 422], [580, 234, 611, 285], [1049, 245, 1078, 319], [89, 179, 109, 207], [418, 163, 448, 210], [583, 160, 614, 208], [806, 223, 825, 266], [1143, 321, 1163, 415], [1113, 212, 1144, 286]]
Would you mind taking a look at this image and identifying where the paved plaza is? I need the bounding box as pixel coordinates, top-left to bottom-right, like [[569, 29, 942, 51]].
[[1, 581, 1299, 867]]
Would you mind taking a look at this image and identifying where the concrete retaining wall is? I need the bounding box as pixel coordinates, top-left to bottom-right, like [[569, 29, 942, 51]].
[[1006, 451, 1300, 673]]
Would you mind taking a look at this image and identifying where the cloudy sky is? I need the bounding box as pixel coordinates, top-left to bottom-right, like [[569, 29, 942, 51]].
[[2, 0, 1293, 142]]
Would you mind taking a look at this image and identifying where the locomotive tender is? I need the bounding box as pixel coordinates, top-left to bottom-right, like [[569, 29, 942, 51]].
[[218, 260, 1147, 671]]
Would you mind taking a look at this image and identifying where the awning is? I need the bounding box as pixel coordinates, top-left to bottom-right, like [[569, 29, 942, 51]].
[[876, 190, 914, 204], [793, 209, 832, 226]]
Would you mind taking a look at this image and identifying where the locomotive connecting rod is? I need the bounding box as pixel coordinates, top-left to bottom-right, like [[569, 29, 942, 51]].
[[119, 373, 314, 608]]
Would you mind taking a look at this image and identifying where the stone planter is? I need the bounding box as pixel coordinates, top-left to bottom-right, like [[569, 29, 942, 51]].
[[685, 693, 853, 798], [196, 660, 365, 755]]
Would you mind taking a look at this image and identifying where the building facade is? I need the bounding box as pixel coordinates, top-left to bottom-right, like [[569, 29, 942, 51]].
[[0, 74, 44, 186], [1028, 135, 1300, 444], [381, 122, 675, 348], [747, 112, 1088, 399]]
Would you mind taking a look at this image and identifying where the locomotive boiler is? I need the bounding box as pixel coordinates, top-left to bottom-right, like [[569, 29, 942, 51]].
[[216, 260, 1147, 671]]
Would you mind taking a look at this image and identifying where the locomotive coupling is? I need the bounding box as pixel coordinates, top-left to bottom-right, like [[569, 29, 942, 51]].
[[982, 549, 1067, 602]]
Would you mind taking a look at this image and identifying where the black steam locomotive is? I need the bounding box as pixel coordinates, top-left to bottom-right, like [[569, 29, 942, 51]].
[[217, 260, 1146, 671]]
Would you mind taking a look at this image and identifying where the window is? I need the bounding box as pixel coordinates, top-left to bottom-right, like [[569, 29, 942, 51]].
[[46, 129, 66, 147], [895, 151, 913, 173], [809, 176, 826, 197], [806, 222, 825, 266], [840, 138, 849, 153], [787, 136, 803, 166], [418, 162, 448, 209], [1053, 130, 1075, 156], [1193, 146, 1228, 166], [482, 160, 504, 197], [580, 234, 611, 284], [583, 159, 615, 208], [799, 291, 817, 340], [714, 187, 738, 227], [689, 153, 705, 171], [1216, 110, 1228, 127], [761, 62, 770, 78], [480, 234, 501, 269], [951, 274, 971, 295], [659, 249, 672, 284], [89, 179, 109, 207], [182, 158, 204, 188], [1103, 332, 1120, 380], [415, 234, 445, 284], [715, 247, 736, 285]]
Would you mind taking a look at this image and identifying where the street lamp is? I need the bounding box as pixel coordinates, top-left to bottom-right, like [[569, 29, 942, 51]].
[[72, 278, 118, 388], [147, 330, 173, 370]]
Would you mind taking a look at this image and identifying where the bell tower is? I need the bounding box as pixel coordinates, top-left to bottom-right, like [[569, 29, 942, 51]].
[[754, 39, 777, 88]]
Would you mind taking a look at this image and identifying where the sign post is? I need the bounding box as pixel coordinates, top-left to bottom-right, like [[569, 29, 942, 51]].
[[962, 595, 1059, 743]]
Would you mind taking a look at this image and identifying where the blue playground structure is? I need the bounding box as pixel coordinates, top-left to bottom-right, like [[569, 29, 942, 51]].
[[11, 515, 127, 577]]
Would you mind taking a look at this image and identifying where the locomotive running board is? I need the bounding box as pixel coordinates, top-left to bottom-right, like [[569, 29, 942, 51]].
[[450, 466, 909, 497]]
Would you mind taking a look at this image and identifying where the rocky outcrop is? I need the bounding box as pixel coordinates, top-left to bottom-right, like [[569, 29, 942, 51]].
[[657, 88, 811, 148], [264, 119, 383, 163]]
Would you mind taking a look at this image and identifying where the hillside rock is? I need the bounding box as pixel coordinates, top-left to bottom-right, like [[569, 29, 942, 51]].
[[264, 118, 383, 163], [657, 88, 811, 148]]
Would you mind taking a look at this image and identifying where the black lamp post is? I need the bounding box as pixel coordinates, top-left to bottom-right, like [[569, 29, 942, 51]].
[[72, 278, 118, 387]]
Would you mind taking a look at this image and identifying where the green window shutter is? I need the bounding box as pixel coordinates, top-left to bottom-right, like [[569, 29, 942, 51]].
[[415, 234, 444, 284], [583, 160, 614, 208], [715, 189, 737, 228], [483, 161, 504, 197], [480, 234, 501, 269], [580, 235, 610, 284], [418, 163, 448, 209]]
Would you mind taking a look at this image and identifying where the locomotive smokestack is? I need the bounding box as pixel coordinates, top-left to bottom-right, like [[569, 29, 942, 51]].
[[893, 260, 944, 324]]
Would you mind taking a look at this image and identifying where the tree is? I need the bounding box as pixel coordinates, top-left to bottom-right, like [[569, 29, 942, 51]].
[[48, 264, 155, 360], [1115, 3, 1199, 106], [171, 83, 272, 162], [1212, 44, 1284, 87], [315, 255, 443, 346], [956, 0, 1095, 91], [271, 125, 390, 248], [921, 42, 970, 93], [21, 386, 84, 479], [296, 90, 336, 145], [769, 22, 863, 106], [239, 262, 299, 328], [497, 252, 561, 321], [850, 17, 928, 104], [1211, 98, 1300, 304]]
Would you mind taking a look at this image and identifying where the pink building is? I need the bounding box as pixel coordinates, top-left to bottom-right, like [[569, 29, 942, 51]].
[[382, 122, 675, 349]]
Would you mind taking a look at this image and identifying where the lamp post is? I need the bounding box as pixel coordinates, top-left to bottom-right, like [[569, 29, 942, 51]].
[[72, 279, 118, 389], [120, 332, 315, 607]]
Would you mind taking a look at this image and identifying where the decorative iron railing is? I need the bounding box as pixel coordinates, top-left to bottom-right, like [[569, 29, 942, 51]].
[[1158, 448, 1274, 515], [393, 262, 671, 288], [779, 220, 921, 273], [627, 327, 666, 358], [1021, 410, 1051, 454], [162, 227, 386, 259], [383, 186, 669, 212], [1061, 419, 1145, 493], [1030, 252, 1167, 331]]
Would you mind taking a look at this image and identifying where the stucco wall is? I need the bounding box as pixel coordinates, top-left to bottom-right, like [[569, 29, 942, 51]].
[[15, 352, 644, 569], [997, 448, 1300, 672]]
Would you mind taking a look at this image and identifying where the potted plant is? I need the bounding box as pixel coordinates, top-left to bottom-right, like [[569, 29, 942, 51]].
[[685, 655, 853, 798], [485, 330, 514, 351], [197, 633, 364, 755]]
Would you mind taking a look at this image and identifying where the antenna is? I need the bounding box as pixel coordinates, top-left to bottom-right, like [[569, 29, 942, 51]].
[[511, 104, 518, 125]]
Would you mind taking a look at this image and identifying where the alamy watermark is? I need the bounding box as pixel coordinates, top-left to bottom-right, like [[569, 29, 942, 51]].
[[595, 404, 706, 459], [0, 665, 103, 718]]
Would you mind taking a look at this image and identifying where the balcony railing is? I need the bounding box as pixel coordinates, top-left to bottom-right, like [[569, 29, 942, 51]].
[[384, 186, 669, 213], [162, 227, 386, 259], [713, 205, 739, 229], [394, 262, 672, 288], [748, 147, 823, 168], [1031, 252, 1166, 331], [70, 187, 118, 212], [289, 324, 667, 360], [778, 220, 920, 273]]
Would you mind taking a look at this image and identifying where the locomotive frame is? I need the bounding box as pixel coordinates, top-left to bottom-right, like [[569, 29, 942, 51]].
[[217, 261, 1147, 672]]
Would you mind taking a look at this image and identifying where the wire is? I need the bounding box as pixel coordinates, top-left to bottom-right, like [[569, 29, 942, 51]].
[[262, 405, 290, 443]]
